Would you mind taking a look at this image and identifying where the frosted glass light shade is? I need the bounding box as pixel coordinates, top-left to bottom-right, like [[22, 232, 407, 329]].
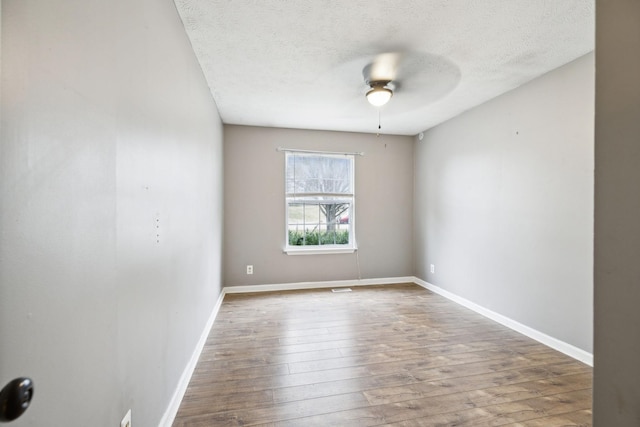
[[366, 87, 393, 106]]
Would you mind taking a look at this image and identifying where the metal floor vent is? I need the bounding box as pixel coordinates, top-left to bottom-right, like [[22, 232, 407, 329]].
[[331, 288, 352, 293]]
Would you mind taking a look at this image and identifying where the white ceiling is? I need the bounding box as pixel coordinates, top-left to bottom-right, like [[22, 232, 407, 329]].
[[174, 1, 594, 136]]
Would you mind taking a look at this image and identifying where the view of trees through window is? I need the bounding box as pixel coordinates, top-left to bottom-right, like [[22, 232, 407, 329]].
[[285, 152, 354, 248]]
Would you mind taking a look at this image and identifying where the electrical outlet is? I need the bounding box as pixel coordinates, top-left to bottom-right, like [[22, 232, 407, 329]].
[[246, 265, 253, 275], [121, 409, 131, 427], [430, 264, 435, 274]]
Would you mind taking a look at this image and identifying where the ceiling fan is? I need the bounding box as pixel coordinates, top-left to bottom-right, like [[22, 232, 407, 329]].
[[358, 51, 461, 111], [362, 53, 402, 107]]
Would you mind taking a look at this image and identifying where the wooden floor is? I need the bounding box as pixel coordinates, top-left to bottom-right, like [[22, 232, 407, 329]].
[[173, 284, 592, 426]]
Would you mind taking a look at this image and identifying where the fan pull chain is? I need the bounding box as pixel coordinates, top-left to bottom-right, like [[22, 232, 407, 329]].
[[376, 110, 381, 137]]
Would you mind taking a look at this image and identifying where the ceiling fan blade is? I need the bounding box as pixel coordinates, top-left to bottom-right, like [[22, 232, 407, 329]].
[[327, 50, 461, 116], [363, 52, 403, 83]]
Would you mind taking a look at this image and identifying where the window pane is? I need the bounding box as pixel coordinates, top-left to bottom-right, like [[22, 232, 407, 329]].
[[286, 153, 352, 195], [287, 201, 350, 247], [299, 203, 318, 224], [288, 228, 304, 246], [288, 203, 304, 225]]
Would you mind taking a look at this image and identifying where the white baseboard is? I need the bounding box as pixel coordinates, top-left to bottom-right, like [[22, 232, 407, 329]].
[[413, 277, 593, 367], [223, 276, 415, 294], [158, 289, 226, 427]]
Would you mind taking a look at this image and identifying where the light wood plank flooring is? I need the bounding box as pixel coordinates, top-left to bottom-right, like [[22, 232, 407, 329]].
[[173, 283, 592, 426]]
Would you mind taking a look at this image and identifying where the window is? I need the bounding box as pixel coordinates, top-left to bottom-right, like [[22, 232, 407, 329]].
[[285, 151, 356, 254]]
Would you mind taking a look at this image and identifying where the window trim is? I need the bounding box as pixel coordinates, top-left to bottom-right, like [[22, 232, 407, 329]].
[[284, 151, 357, 255], [284, 246, 357, 255]]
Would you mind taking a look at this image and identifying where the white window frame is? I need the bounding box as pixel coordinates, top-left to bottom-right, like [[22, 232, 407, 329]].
[[284, 151, 357, 255]]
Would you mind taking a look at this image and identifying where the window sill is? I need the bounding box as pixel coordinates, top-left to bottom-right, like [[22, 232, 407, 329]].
[[284, 246, 357, 255]]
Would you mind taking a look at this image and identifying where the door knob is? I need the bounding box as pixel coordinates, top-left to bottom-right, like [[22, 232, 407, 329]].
[[0, 378, 34, 422]]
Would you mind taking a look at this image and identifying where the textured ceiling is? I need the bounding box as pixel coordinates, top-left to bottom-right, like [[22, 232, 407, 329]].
[[174, 1, 594, 136]]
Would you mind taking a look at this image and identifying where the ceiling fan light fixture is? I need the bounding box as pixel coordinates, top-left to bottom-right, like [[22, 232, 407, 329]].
[[366, 82, 393, 107]]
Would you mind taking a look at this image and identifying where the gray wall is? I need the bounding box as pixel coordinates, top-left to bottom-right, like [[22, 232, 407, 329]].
[[0, 1, 223, 426], [224, 125, 414, 286], [594, 1, 640, 424], [414, 53, 594, 353]]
